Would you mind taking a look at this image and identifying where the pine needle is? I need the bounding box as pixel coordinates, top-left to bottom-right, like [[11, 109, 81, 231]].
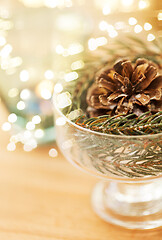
[[74, 112, 162, 136]]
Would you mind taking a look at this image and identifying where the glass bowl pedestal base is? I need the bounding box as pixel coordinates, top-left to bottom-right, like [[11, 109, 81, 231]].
[[92, 179, 162, 229]]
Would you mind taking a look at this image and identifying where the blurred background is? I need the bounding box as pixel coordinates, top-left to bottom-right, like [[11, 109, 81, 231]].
[[0, 2, 161, 239], [0, 0, 161, 154]]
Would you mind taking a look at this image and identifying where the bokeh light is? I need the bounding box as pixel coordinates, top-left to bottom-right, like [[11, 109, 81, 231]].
[[49, 148, 58, 157], [20, 70, 29, 82], [17, 101, 26, 110], [2, 122, 11, 131], [8, 113, 17, 123]]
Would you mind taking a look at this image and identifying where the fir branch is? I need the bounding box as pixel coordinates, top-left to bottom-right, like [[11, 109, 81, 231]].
[[72, 121, 162, 178], [74, 112, 162, 136]]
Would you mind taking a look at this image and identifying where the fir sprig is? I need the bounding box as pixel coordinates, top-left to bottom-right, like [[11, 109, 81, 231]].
[[75, 111, 162, 135]]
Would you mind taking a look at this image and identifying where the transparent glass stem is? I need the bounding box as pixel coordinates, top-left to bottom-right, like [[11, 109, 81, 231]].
[[92, 179, 162, 229]]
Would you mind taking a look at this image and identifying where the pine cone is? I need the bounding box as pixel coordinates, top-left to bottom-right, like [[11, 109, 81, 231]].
[[86, 58, 162, 117]]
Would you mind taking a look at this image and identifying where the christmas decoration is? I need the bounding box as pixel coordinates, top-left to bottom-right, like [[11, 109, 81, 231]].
[[60, 36, 162, 136], [86, 58, 162, 117]]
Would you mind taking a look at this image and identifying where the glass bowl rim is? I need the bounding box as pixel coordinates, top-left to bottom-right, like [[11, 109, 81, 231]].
[[53, 95, 162, 140]]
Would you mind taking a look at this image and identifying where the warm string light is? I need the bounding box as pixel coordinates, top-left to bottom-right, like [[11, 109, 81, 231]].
[[98, 0, 154, 43], [2, 116, 57, 154], [8, 113, 17, 123], [144, 22, 152, 31], [56, 92, 72, 108], [0, 12, 57, 153], [138, 0, 149, 10], [36, 79, 54, 100], [96, 0, 150, 14], [0, 15, 22, 74], [1, 0, 157, 155], [88, 37, 108, 51], [17, 101, 26, 110], [20, 89, 31, 100], [1, 122, 11, 131], [0, 41, 56, 152], [0, 4, 58, 154], [99, 18, 154, 42], [26, 121, 35, 131], [147, 33, 155, 41], [157, 12, 162, 21], [20, 70, 29, 82], [98, 22, 118, 39], [32, 115, 41, 124], [56, 43, 84, 56], [2, 115, 46, 152], [44, 70, 54, 80], [64, 71, 78, 82], [128, 17, 137, 26], [54, 83, 63, 93], [134, 24, 143, 33], [49, 148, 58, 157], [20, 0, 73, 8], [56, 117, 66, 126], [34, 129, 44, 138], [1, 108, 51, 152], [7, 142, 16, 151], [67, 109, 83, 121], [102, 5, 111, 16]]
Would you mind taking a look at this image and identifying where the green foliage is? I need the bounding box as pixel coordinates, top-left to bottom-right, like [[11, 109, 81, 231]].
[[75, 111, 162, 136]]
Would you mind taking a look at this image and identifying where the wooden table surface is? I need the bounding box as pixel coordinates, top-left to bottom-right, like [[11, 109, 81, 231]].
[[0, 102, 161, 240]]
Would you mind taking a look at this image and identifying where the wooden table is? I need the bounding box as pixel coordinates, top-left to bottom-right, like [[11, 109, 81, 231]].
[[0, 103, 161, 240]]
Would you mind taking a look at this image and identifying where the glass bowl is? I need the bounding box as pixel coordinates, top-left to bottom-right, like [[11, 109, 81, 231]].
[[54, 95, 162, 229]]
